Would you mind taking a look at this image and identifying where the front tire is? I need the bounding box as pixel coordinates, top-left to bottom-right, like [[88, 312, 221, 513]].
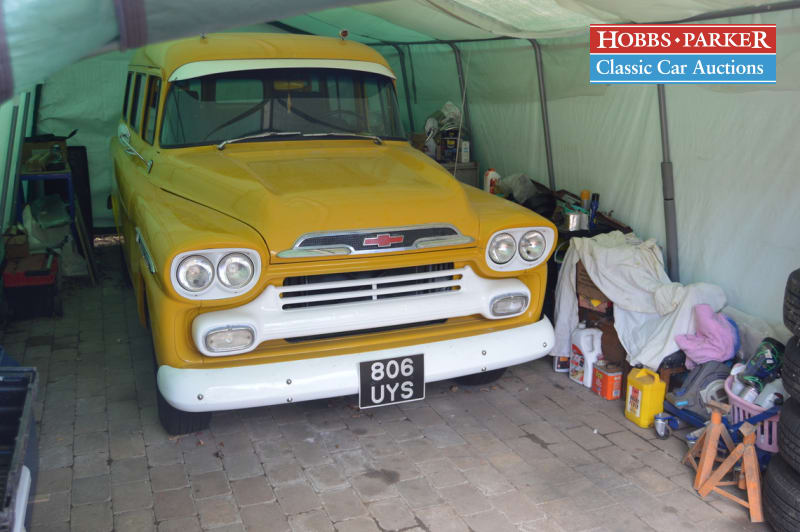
[[454, 368, 507, 386], [156, 383, 211, 436]]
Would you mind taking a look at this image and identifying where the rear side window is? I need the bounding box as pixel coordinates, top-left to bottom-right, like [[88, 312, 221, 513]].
[[143, 76, 162, 144], [129, 73, 145, 132], [122, 72, 132, 118]]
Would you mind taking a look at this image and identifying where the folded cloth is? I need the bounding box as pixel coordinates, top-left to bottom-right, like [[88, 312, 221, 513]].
[[675, 304, 738, 369]]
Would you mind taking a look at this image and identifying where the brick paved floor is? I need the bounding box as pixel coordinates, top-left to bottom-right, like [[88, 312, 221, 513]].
[[8, 249, 771, 531]]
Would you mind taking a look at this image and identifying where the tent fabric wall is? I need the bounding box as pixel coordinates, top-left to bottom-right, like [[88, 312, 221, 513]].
[[26, 2, 800, 333]]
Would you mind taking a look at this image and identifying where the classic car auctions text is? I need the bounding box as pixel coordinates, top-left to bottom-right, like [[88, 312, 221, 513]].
[[589, 24, 776, 84]]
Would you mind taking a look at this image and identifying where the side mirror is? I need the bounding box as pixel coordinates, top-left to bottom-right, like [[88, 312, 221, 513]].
[[118, 123, 132, 147], [117, 122, 153, 174]]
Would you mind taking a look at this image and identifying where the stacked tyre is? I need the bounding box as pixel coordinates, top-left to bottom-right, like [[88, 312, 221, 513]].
[[764, 269, 800, 531]]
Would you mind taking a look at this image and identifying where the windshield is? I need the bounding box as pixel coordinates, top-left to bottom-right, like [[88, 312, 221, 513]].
[[160, 68, 405, 147]]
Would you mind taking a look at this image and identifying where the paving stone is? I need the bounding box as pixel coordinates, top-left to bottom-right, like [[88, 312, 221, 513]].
[[191, 470, 230, 499], [415, 504, 470, 532], [182, 446, 223, 475], [267, 462, 307, 485], [275, 482, 323, 514], [629, 466, 680, 495], [605, 430, 657, 455], [146, 441, 183, 466], [70, 500, 113, 532], [333, 449, 371, 476], [403, 406, 443, 427], [289, 509, 335, 532], [197, 495, 240, 528], [215, 430, 255, 454], [463, 509, 518, 532], [71, 474, 111, 505], [396, 476, 442, 509], [417, 458, 466, 488], [463, 464, 514, 496], [488, 489, 544, 524], [111, 456, 148, 484], [351, 470, 400, 502], [222, 450, 264, 480], [562, 425, 612, 451], [574, 462, 631, 490], [377, 420, 421, 442], [29, 491, 71, 526], [321, 487, 368, 522], [592, 445, 645, 473], [114, 508, 155, 532], [423, 424, 467, 448], [333, 516, 380, 532], [368, 498, 417, 530], [241, 502, 290, 532], [39, 444, 73, 470], [109, 433, 145, 460], [153, 487, 196, 521], [111, 480, 153, 513], [306, 463, 349, 492], [74, 431, 109, 455], [439, 482, 493, 516], [359, 433, 402, 459], [370, 453, 421, 482], [150, 464, 188, 492], [157, 516, 201, 532], [35, 467, 72, 495], [232, 475, 275, 506]]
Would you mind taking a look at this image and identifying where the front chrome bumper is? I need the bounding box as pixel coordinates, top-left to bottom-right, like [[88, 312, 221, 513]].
[[191, 265, 530, 357], [159, 317, 554, 412]]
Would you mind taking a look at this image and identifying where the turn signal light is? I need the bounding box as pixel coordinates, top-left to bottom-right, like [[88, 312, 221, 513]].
[[491, 294, 529, 317], [205, 326, 255, 353]]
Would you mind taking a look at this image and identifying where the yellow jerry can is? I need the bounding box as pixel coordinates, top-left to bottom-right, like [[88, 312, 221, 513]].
[[624, 368, 667, 428]]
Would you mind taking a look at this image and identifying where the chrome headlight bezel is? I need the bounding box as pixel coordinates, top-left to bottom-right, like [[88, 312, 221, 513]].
[[487, 232, 516, 264], [176, 255, 214, 293], [170, 248, 261, 300], [217, 253, 255, 289], [518, 230, 546, 262], [484, 226, 555, 272]]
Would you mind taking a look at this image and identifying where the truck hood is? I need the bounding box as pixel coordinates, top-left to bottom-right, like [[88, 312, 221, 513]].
[[160, 141, 479, 261]]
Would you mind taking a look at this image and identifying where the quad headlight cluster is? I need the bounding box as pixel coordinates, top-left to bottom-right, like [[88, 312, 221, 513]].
[[171, 248, 261, 299], [485, 227, 554, 272]]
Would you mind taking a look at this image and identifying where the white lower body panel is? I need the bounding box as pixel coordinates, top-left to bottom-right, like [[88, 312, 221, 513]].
[[159, 317, 554, 412]]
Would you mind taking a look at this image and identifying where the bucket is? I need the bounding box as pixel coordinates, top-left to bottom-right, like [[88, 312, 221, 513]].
[[625, 368, 667, 428], [592, 361, 622, 400], [569, 323, 603, 388]]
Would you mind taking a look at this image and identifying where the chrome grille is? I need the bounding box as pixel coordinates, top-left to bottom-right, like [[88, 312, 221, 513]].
[[280, 263, 459, 310]]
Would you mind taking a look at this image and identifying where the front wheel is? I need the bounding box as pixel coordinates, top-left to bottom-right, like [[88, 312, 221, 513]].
[[156, 382, 211, 436], [454, 368, 507, 386]]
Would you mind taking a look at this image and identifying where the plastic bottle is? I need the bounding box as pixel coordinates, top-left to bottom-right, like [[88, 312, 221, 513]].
[[589, 193, 599, 230], [755, 378, 787, 408], [483, 169, 500, 194], [569, 322, 603, 388]]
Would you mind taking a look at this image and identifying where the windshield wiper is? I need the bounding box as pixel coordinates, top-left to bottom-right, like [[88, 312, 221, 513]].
[[217, 131, 302, 150], [301, 132, 383, 145]]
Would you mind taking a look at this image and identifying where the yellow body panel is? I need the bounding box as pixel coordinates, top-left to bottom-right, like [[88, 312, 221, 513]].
[[112, 33, 558, 371]]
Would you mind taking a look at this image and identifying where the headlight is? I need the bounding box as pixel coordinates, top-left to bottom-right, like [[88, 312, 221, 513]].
[[177, 255, 214, 292], [518, 230, 546, 261], [488, 233, 516, 264], [217, 253, 254, 288]]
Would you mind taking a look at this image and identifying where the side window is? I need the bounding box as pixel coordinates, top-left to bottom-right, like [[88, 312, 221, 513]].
[[143, 76, 162, 144], [122, 72, 132, 118], [129, 73, 145, 132]]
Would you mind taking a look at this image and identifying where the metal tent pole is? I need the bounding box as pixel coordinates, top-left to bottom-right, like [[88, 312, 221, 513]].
[[530, 39, 556, 191], [657, 84, 680, 282], [0, 104, 19, 229], [448, 43, 472, 136], [391, 44, 415, 132]]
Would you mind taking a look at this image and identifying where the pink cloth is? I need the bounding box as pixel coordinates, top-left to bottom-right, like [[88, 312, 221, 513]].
[[675, 304, 736, 369]]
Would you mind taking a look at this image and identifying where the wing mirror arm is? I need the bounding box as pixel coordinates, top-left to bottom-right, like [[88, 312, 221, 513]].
[[118, 123, 153, 174]]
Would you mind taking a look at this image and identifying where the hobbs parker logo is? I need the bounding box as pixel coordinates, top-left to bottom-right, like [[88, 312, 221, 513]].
[[589, 24, 776, 84]]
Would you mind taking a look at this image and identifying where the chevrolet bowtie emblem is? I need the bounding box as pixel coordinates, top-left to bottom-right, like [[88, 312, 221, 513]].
[[363, 233, 404, 247]]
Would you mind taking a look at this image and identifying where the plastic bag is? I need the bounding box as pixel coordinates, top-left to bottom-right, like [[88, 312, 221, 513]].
[[499, 173, 537, 204]]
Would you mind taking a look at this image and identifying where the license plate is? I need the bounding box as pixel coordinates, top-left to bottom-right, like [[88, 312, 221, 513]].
[[359, 354, 424, 409]]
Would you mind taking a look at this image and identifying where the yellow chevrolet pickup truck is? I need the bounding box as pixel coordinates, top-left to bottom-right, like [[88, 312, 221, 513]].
[[111, 33, 556, 434]]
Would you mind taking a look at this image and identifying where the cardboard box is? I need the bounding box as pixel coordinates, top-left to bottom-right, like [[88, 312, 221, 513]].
[[4, 233, 29, 259], [576, 261, 609, 303]]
